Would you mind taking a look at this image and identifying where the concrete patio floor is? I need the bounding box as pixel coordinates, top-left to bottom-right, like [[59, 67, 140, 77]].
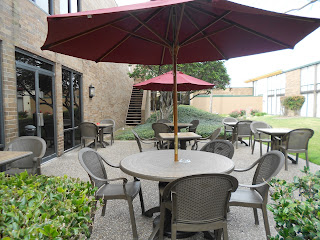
[[41, 140, 319, 240]]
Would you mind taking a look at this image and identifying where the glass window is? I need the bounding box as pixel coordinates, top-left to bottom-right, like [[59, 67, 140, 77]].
[[16, 51, 53, 71], [301, 66, 315, 92], [32, 0, 53, 14], [60, 0, 80, 14]]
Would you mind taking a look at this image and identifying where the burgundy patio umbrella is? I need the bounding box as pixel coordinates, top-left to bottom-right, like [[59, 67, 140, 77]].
[[134, 71, 214, 91], [41, 0, 320, 161]]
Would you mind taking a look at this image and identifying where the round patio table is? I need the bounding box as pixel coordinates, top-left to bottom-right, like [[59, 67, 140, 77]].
[[120, 149, 235, 182], [120, 150, 234, 239]]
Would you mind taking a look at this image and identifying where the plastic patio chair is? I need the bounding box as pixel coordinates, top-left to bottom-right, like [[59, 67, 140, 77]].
[[158, 174, 238, 240], [222, 117, 238, 140], [79, 122, 99, 150], [100, 119, 115, 145], [200, 139, 235, 159], [152, 122, 173, 149], [78, 148, 145, 240], [278, 128, 314, 171], [4, 136, 46, 175], [192, 127, 221, 150], [132, 129, 157, 152], [235, 120, 253, 149], [250, 121, 272, 156], [229, 150, 285, 240]]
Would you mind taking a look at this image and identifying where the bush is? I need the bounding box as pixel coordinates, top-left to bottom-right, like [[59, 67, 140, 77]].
[[250, 109, 259, 116], [255, 112, 267, 116], [0, 172, 97, 239], [240, 109, 246, 116], [18, 111, 28, 119], [281, 96, 305, 111], [268, 168, 320, 240], [229, 110, 241, 118]]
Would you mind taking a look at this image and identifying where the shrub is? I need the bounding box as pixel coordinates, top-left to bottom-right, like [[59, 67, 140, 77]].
[[18, 111, 28, 119], [268, 168, 320, 240], [255, 112, 267, 116], [281, 96, 305, 111], [0, 172, 97, 239], [250, 109, 259, 116], [229, 110, 241, 118], [239, 109, 246, 117]]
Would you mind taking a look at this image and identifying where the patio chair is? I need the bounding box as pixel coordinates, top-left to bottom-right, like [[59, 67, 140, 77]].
[[235, 120, 253, 149], [250, 121, 272, 156], [78, 148, 145, 240], [200, 139, 234, 159], [79, 122, 99, 150], [157, 119, 171, 123], [222, 117, 237, 140], [152, 122, 172, 149], [4, 136, 46, 175], [100, 118, 115, 145], [278, 128, 314, 170], [188, 119, 199, 146], [229, 150, 285, 240], [132, 129, 157, 152], [158, 174, 238, 240], [192, 127, 221, 150]]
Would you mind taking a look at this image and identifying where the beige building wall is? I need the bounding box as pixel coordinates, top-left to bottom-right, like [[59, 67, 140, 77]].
[[191, 96, 263, 115], [285, 69, 301, 96], [212, 87, 253, 96], [1, 0, 132, 155]]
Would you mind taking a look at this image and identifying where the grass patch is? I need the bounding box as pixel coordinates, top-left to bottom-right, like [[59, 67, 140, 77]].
[[247, 115, 320, 165], [115, 105, 223, 140]]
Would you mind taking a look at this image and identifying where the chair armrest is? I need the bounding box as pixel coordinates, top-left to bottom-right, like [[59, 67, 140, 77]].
[[92, 175, 128, 185], [140, 138, 158, 144], [32, 157, 41, 164], [101, 156, 120, 168], [239, 182, 268, 189], [234, 156, 262, 172]]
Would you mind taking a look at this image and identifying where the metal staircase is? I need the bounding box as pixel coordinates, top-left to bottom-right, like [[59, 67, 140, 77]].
[[126, 86, 143, 126]]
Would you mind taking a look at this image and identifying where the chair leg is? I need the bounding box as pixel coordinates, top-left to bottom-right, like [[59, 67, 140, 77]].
[[284, 150, 288, 171], [267, 142, 270, 152], [261, 205, 271, 240], [101, 200, 107, 216], [171, 225, 177, 240], [251, 140, 255, 154], [295, 153, 299, 164], [259, 141, 263, 157], [253, 208, 259, 225], [223, 225, 228, 240], [305, 151, 309, 168], [127, 197, 138, 240], [236, 134, 238, 149], [159, 203, 166, 240]]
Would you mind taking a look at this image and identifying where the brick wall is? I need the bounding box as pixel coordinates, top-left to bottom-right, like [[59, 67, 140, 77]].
[[0, 0, 133, 155], [285, 69, 301, 96]]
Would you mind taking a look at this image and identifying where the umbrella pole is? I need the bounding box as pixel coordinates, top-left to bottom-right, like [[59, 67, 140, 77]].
[[173, 47, 178, 162]]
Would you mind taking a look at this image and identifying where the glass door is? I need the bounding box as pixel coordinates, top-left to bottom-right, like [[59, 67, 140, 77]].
[[16, 51, 56, 161]]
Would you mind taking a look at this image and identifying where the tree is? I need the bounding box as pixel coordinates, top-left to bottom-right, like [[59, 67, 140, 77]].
[[129, 61, 230, 119], [285, 0, 319, 13]]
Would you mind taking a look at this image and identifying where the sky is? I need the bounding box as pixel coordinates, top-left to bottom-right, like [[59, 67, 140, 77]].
[[115, 0, 320, 87]]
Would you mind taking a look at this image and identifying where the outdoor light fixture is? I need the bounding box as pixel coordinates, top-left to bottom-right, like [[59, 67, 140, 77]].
[[89, 84, 95, 98]]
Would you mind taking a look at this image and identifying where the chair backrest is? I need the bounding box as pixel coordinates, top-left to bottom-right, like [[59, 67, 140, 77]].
[[236, 120, 252, 136], [78, 148, 108, 188], [132, 129, 143, 152], [189, 120, 199, 132], [209, 127, 222, 141], [152, 123, 172, 139], [157, 119, 171, 123], [100, 119, 115, 133], [252, 150, 284, 201], [222, 117, 237, 131], [250, 121, 271, 139], [200, 139, 235, 159], [162, 174, 238, 225], [284, 128, 314, 151], [5, 136, 46, 169], [79, 122, 98, 138]]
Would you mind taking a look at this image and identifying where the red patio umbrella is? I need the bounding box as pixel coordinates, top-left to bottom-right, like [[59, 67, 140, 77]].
[[41, 0, 320, 161], [133, 71, 214, 91]]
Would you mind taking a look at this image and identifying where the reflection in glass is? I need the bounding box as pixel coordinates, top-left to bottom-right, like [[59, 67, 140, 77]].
[[16, 52, 53, 71]]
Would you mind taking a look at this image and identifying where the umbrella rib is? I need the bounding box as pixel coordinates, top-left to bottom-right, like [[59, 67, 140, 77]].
[[174, 4, 185, 46], [42, 15, 131, 50], [188, 4, 293, 49], [183, 11, 228, 59], [160, 7, 173, 65], [180, 10, 231, 47], [97, 7, 169, 62], [129, 12, 171, 47]]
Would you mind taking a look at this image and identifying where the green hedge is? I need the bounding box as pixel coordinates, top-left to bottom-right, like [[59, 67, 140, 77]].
[[0, 172, 97, 239]]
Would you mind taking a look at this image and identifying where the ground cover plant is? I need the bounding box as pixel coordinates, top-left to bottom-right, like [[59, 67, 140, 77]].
[[115, 105, 223, 140], [247, 115, 320, 165], [268, 168, 320, 239], [0, 172, 97, 239]]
